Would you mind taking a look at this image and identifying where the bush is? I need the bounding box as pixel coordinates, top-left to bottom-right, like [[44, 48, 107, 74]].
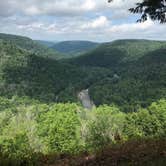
[[37, 103, 82, 154], [83, 105, 126, 150]]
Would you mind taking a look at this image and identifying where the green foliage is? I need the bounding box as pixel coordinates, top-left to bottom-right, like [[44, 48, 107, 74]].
[[124, 99, 166, 138], [0, 38, 113, 104], [0, 96, 165, 164], [124, 109, 161, 138], [0, 33, 166, 165], [70, 39, 166, 67], [0, 36, 165, 111], [37, 103, 82, 154], [0, 33, 62, 59], [88, 46, 166, 112], [0, 40, 87, 102], [148, 99, 166, 135], [84, 105, 126, 150]]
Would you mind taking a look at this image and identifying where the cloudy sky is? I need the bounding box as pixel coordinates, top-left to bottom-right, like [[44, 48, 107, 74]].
[[0, 0, 165, 42]]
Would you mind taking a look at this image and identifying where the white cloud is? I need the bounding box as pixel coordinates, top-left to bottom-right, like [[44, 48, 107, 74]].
[[0, 0, 142, 17], [0, 0, 165, 42], [82, 0, 96, 11], [0, 0, 17, 17], [109, 19, 154, 33], [0, 0, 97, 17], [109, 0, 142, 9], [81, 16, 109, 29]]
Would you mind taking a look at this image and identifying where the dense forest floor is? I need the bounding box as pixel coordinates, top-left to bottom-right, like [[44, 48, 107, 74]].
[[40, 139, 166, 166]]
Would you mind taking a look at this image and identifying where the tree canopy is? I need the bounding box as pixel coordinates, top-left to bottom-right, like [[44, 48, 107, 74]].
[[109, 0, 166, 23]]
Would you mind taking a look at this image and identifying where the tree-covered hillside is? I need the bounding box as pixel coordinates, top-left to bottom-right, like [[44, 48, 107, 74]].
[[0, 36, 165, 111], [0, 34, 166, 165], [0, 39, 111, 103], [51, 40, 99, 57], [70, 39, 166, 67], [89, 48, 166, 111], [0, 33, 62, 59], [0, 40, 82, 102], [68, 39, 166, 111]]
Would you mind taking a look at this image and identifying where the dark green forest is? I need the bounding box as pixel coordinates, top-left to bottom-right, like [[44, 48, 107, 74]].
[[0, 33, 166, 165], [68, 40, 166, 111]]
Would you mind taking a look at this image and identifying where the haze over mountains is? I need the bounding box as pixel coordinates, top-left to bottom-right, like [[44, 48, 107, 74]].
[[36, 39, 99, 58], [35, 40, 57, 47], [0, 33, 99, 59], [51, 40, 99, 56]]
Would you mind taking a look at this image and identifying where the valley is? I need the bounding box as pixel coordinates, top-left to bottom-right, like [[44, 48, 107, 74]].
[[0, 33, 165, 166], [0, 34, 165, 111]]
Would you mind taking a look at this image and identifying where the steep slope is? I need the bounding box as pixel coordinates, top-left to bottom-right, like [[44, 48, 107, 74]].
[[0, 39, 110, 103], [51, 40, 99, 57], [89, 48, 166, 111], [70, 39, 166, 68], [0, 37, 165, 112], [67, 39, 166, 111], [0, 33, 62, 59], [0, 40, 84, 101]]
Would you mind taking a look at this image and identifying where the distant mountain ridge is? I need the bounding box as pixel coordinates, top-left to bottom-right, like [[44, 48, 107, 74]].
[[35, 40, 57, 47], [51, 40, 99, 56], [69, 39, 166, 67]]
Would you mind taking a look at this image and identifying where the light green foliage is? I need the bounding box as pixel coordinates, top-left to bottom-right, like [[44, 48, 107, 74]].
[[0, 107, 43, 160], [124, 109, 161, 138], [124, 99, 166, 138], [0, 97, 165, 164], [84, 105, 126, 150], [148, 99, 166, 135], [37, 103, 82, 154], [0, 34, 166, 164]]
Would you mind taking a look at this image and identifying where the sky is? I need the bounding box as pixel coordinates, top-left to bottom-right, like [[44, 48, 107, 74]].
[[0, 0, 165, 42]]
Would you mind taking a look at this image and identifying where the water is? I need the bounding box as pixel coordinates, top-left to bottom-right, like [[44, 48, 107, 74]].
[[78, 89, 94, 110]]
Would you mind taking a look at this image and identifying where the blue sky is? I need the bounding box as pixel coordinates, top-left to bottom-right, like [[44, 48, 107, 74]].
[[0, 0, 165, 42]]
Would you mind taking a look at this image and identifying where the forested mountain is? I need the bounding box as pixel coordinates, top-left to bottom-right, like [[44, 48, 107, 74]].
[[35, 40, 57, 47], [70, 39, 166, 67], [0, 34, 166, 165], [51, 40, 99, 57], [0, 37, 165, 111], [68, 39, 166, 111], [0, 33, 62, 59], [0, 38, 111, 103], [0, 39, 82, 102]]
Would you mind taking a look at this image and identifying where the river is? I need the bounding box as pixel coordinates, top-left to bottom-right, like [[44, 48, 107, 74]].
[[78, 89, 94, 110]]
